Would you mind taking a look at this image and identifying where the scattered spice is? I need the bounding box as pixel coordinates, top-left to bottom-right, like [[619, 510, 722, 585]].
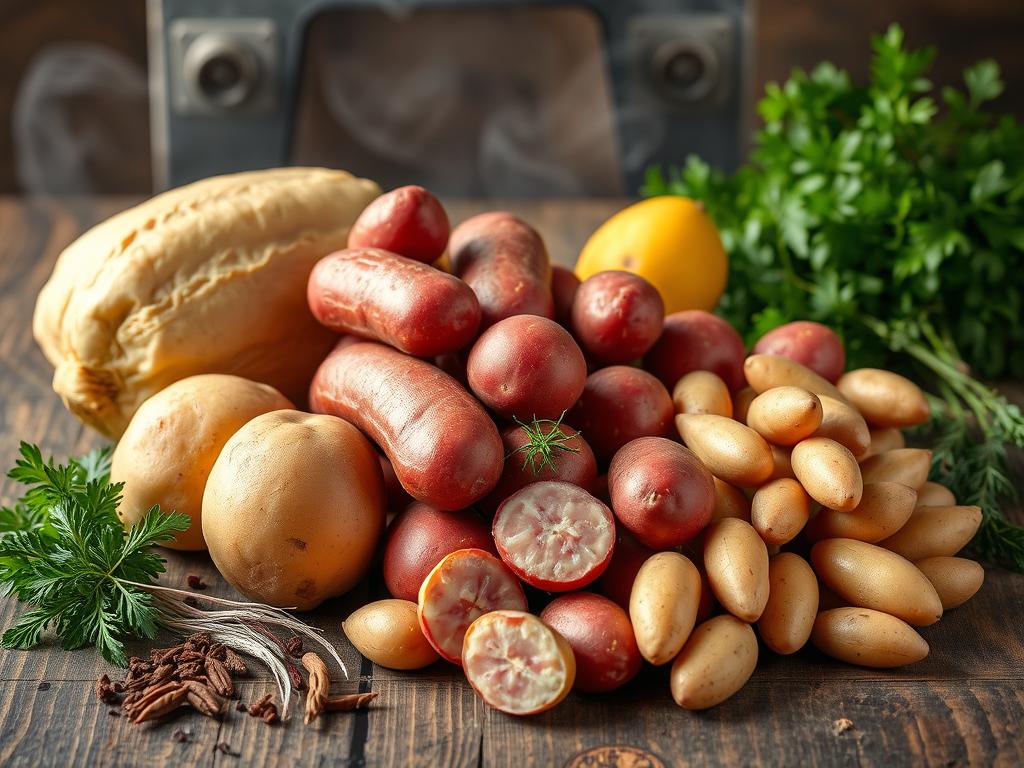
[[214, 742, 241, 757], [831, 718, 856, 736], [96, 674, 117, 703], [301, 652, 330, 724], [186, 575, 208, 590], [37, 682, 51, 692], [285, 636, 304, 658], [108, 709, 121, 717], [246, 693, 280, 724], [171, 728, 191, 743], [324, 692, 378, 712]]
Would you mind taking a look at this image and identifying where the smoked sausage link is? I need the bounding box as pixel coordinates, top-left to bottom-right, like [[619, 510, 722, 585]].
[[448, 212, 554, 329], [307, 248, 480, 356], [310, 341, 503, 510]]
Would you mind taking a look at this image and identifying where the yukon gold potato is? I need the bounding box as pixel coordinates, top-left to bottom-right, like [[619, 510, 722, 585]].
[[733, 386, 757, 424], [675, 413, 774, 487], [812, 608, 929, 668], [915, 557, 985, 610], [751, 478, 811, 545], [343, 599, 439, 670], [757, 553, 818, 655], [112, 374, 293, 550], [859, 448, 931, 488], [704, 518, 770, 622], [790, 437, 863, 512], [837, 368, 930, 428], [629, 552, 701, 665], [879, 505, 983, 561], [746, 386, 823, 446], [804, 482, 917, 543], [917, 481, 957, 507], [767, 445, 795, 481], [813, 395, 870, 457], [811, 538, 942, 626], [670, 615, 758, 710], [672, 371, 733, 417], [711, 477, 751, 523], [743, 354, 848, 403], [862, 427, 906, 460], [202, 410, 385, 610]]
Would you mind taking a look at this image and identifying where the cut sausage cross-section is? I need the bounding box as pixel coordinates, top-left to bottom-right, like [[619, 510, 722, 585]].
[[462, 610, 576, 715], [417, 548, 528, 664], [493, 481, 615, 591]]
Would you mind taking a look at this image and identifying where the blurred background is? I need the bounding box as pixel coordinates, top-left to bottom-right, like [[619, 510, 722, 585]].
[[1, 0, 1022, 197]]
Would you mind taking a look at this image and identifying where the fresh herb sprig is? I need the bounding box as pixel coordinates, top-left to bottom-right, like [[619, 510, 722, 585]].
[[645, 25, 1024, 570], [510, 412, 581, 475]]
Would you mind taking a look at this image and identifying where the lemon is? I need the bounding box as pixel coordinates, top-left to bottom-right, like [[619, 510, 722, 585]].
[[575, 196, 728, 314]]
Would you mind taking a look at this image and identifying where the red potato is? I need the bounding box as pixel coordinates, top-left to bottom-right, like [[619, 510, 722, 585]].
[[753, 321, 846, 383], [478, 422, 597, 516], [308, 248, 480, 356], [540, 592, 643, 693], [595, 526, 656, 610], [568, 366, 675, 465], [551, 265, 581, 326], [347, 185, 450, 263], [462, 610, 575, 715], [492, 481, 615, 591], [448, 212, 554, 328], [608, 437, 715, 549], [467, 315, 587, 420], [644, 310, 747, 392], [417, 548, 528, 664], [310, 341, 503, 510], [571, 271, 665, 364], [383, 502, 496, 601]]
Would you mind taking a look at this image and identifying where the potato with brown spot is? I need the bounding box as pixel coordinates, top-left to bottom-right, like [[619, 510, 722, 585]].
[[112, 374, 292, 550], [202, 410, 385, 610]]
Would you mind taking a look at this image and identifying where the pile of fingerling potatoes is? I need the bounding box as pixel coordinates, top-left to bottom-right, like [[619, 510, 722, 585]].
[[107, 183, 985, 717]]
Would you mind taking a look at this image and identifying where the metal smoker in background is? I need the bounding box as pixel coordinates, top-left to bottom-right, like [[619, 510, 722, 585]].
[[148, 0, 754, 196]]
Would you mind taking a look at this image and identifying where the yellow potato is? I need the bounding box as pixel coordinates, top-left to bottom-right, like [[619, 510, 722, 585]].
[[861, 427, 906, 460], [743, 354, 848, 403], [676, 414, 774, 487], [859, 448, 931, 489], [670, 615, 758, 710], [804, 482, 917, 543], [629, 552, 701, 666], [914, 556, 985, 610], [733, 386, 757, 424], [813, 395, 870, 457], [757, 553, 818, 655], [917, 481, 957, 507], [751, 478, 811, 545], [879, 505, 982, 561], [767, 444, 796, 481], [811, 538, 942, 626], [711, 477, 751, 523], [790, 437, 863, 512], [812, 607, 929, 668], [837, 368, 931, 428], [343, 599, 439, 670], [673, 371, 733, 417], [703, 518, 770, 622], [745, 386, 823, 446]]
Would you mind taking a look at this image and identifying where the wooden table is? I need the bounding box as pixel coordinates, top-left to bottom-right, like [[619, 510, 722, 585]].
[[1, 196, 1022, 768]]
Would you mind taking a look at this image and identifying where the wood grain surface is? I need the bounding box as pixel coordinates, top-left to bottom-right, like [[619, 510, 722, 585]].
[[0, 196, 1022, 768]]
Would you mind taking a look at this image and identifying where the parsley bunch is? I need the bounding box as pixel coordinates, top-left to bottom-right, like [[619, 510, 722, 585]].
[[0, 443, 189, 664], [645, 25, 1024, 570]]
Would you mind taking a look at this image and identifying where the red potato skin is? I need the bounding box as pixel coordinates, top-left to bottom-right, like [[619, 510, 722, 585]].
[[753, 321, 847, 383], [478, 424, 598, 516], [448, 212, 554, 329], [383, 502, 496, 601], [551, 265, 581, 326], [571, 271, 665, 364], [567, 366, 675, 466], [594, 526, 655, 610], [644, 310, 747, 392], [608, 437, 715, 549], [540, 592, 643, 693], [467, 315, 587, 420], [309, 341, 503, 510], [308, 248, 480, 357], [347, 185, 450, 263]]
